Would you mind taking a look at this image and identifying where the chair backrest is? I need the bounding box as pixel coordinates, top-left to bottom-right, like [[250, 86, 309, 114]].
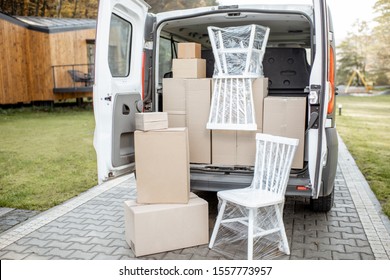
[[250, 133, 299, 197], [207, 24, 270, 78]]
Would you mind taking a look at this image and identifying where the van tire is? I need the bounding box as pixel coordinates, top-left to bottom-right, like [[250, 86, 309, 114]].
[[310, 187, 334, 212]]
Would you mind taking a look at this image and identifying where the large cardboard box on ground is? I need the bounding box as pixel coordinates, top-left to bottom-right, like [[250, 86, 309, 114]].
[[212, 78, 268, 166], [263, 96, 306, 169], [172, 59, 206, 78], [163, 78, 212, 164], [135, 112, 168, 131], [124, 194, 209, 257], [178, 43, 201, 59], [134, 128, 190, 204]]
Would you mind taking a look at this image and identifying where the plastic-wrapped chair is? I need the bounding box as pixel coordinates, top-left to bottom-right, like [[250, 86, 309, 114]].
[[209, 133, 299, 260], [206, 25, 270, 131], [208, 25, 270, 78], [207, 78, 257, 130]]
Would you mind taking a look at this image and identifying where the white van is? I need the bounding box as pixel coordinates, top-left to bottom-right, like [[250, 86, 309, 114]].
[[93, 0, 338, 212]]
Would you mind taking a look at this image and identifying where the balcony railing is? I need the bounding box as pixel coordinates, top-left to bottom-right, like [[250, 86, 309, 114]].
[[52, 64, 94, 93]]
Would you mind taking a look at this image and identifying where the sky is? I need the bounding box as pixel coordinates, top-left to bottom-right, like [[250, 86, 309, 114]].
[[218, 0, 378, 44]]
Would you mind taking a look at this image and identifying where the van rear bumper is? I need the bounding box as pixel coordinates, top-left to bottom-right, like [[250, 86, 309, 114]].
[[190, 168, 311, 197]]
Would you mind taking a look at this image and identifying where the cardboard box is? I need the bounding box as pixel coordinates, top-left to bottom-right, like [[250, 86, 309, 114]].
[[135, 112, 168, 131], [124, 194, 209, 257], [178, 43, 201, 59], [163, 79, 186, 112], [172, 59, 206, 79], [163, 78, 212, 164], [168, 112, 186, 127], [134, 128, 190, 204], [211, 130, 236, 165], [211, 130, 259, 166], [185, 79, 212, 164], [263, 96, 306, 169], [252, 78, 268, 132], [211, 78, 268, 166], [236, 131, 258, 165]]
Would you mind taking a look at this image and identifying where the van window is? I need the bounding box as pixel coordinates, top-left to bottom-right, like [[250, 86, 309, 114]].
[[108, 14, 132, 77], [159, 37, 177, 83]]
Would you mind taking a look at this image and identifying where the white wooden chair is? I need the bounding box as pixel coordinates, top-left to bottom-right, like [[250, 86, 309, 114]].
[[207, 78, 257, 130], [207, 25, 270, 78], [206, 25, 270, 131], [209, 133, 299, 260]]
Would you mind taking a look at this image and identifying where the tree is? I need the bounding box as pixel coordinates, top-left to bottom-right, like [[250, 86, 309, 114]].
[[145, 0, 218, 13], [371, 0, 390, 84], [56, 0, 63, 17], [1, 1, 218, 17], [0, 0, 99, 18], [337, 41, 363, 85], [336, 20, 372, 85]]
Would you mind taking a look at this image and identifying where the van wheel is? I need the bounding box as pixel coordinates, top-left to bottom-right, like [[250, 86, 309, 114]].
[[310, 188, 334, 212]]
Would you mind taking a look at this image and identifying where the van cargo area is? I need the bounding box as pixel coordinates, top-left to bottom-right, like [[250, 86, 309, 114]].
[[93, 1, 338, 212], [151, 7, 313, 194]]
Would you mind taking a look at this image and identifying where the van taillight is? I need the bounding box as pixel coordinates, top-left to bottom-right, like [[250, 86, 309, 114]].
[[327, 46, 335, 114], [296, 185, 310, 191]]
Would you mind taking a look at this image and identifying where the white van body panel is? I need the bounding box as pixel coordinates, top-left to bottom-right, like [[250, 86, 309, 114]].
[[93, 0, 148, 183], [308, 0, 329, 198]]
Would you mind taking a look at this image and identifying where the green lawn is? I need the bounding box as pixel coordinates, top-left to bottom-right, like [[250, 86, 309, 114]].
[[336, 94, 390, 217], [0, 106, 97, 211]]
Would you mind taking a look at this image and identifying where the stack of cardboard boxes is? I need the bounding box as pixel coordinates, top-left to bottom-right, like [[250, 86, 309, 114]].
[[125, 42, 308, 257], [124, 112, 209, 257], [163, 43, 212, 164]]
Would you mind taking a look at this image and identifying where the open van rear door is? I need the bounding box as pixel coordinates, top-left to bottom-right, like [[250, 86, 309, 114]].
[[308, 0, 330, 198], [93, 0, 149, 183]]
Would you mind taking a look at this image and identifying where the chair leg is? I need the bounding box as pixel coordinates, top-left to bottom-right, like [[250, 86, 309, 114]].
[[274, 204, 290, 255], [209, 199, 227, 249], [247, 208, 255, 260]]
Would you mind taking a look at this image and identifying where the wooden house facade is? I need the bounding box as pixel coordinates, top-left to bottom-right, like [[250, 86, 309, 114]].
[[0, 13, 96, 105]]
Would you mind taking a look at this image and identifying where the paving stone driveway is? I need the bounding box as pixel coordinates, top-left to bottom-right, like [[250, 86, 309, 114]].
[[0, 138, 389, 260]]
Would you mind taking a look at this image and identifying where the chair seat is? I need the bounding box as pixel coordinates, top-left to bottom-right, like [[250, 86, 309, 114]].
[[218, 188, 285, 208]]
